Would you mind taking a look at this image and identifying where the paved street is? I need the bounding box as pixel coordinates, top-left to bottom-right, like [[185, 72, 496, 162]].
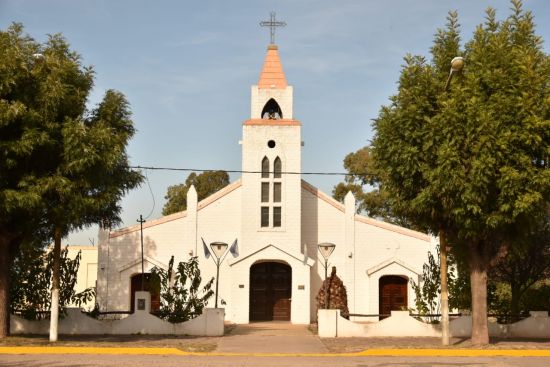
[[1, 323, 549, 367], [1, 354, 549, 367]]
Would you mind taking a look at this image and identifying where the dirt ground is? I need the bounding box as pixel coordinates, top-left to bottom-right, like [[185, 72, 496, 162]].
[[319, 336, 550, 352], [0, 334, 217, 352], [2, 322, 550, 354]]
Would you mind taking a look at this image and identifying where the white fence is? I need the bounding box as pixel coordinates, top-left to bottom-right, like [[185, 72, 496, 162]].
[[318, 309, 550, 339], [11, 291, 224, 336]]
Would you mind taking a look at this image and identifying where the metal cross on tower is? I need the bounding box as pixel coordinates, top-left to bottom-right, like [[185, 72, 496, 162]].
[[260, 11, 286, 44]]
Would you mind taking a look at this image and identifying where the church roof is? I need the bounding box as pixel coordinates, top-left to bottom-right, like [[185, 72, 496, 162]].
[[258, 44, 288, 89], [301, 180, 431, 242], [109, 179, 242, 238]]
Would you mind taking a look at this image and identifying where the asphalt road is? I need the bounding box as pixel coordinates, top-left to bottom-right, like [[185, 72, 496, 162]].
[[1, 354, 549, 367]]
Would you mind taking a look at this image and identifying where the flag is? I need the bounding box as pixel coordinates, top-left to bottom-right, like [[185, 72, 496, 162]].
[[202, 238, 211, 259], [229, 239, 239, 257]]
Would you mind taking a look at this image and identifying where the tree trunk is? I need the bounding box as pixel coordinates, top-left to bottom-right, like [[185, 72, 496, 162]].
[[469, 250, 489, 345], [49, 227, 62, 342], [0, 234, 11, 338]]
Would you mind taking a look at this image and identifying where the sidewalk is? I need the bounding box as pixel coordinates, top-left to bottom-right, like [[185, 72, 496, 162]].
[[1, 322, 549, 357], [217, 322, 327, 354]]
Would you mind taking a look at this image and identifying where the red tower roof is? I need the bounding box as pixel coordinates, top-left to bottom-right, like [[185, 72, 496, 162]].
[[258, 44, 288, 89]]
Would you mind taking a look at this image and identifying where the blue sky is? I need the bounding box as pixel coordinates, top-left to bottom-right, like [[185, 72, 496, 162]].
[[1, 0, 549, 245]]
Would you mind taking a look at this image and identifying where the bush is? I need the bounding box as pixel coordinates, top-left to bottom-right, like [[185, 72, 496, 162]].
[[151, 256, 214, 323], [521, 282, 550, 313], [10, 244, 94, 320]]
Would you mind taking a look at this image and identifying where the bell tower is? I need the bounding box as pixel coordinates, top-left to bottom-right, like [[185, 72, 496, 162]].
[[241, 43, 302, 252]]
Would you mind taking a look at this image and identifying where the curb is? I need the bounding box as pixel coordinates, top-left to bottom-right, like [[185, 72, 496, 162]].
[[1, 347, 549, 357]]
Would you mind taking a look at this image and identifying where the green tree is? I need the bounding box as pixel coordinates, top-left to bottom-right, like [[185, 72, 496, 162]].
[[448, 257, 473, 312], [333, 148, 389, 217], [490, 211, 550, 319], [43, 86, 141, 341], [162, 171, 229, 215], [332, 146, 419, 229], [0, 24, 142, 338], [150, 256, 214, 323], [412, 237, 549, 323], [10, 244, 95, 320], [412, 247, 500, 319], [411, 248, 443, 322], [371, 1, 549, 345]]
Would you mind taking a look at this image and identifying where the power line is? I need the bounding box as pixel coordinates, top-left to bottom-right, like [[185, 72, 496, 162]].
[[142, 170, 156, 220], [130, 165, 375, 177]]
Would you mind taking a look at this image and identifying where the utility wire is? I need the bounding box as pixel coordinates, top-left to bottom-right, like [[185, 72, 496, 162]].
[[131, 165, 375, 177], [142, 169, 156, 220]]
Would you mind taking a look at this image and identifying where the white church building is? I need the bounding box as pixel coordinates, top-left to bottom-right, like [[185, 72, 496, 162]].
[[96, 43, 437, 324]]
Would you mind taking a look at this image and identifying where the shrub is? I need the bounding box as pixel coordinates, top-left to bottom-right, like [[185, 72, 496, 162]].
[[10, 244, 94, 320], [151, 256, 214, 323]]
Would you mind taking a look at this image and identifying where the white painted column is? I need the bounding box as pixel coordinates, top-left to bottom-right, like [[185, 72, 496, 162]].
[[186, 185, 198, 256], [96, 227, 110, 311], [344, 191, 356, 313]]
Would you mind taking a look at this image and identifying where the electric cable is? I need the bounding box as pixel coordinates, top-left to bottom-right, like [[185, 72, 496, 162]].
[[130, 165, 374, 177], [142, 169, 156, 220]]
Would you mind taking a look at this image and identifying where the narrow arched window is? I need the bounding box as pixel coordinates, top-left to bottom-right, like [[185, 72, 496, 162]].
[[274, 157, 282, 178], [261, 156, 270, 178], [261, 98, 283, 120]]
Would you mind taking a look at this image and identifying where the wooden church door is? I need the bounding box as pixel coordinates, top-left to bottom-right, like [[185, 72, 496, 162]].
[[379, 275, 408, 320], [249, 262, 292, 321]]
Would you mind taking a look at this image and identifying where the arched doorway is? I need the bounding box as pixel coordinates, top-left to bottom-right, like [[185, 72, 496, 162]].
[[261, 98, 283, 119], [249, 262, 291, 321], [379, 275, 408, 320], [130, 273, 161, 313]]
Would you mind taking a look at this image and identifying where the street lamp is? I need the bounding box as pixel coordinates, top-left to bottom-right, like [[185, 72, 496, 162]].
[[318, 243, 336, 309], [444, 56, 464, 91], [440, 56, 464, 346], [210, 241, 229, 308]]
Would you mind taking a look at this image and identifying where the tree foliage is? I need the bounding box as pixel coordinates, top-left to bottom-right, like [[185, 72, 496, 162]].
[[0, 23, 142, 337], [491, 211, 550, 318], [150, 256, 214, 323], [411, 248, 444, 322], [162, 171, 229, 215], [414, 241, 549, 323], [9, 244, 94, 320], [369, 1, 549, 344], [333, 147, 422, 230], [333, 148, 390, 217], [412, 247, 499, 318]]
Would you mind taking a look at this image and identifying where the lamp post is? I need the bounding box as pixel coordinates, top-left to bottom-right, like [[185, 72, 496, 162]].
[[441, 56, 464, 346], [210, 241, 229, 308], [444, 56, 464, 91], [318, 243, 336, 309]]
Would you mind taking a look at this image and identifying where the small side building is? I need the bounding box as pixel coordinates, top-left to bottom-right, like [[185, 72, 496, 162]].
[[66, 245, 98, 310]]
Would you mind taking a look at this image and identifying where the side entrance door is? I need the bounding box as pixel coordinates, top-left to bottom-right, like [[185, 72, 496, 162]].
[[249, 262, 291, 321], [379, 275, 408, 320]]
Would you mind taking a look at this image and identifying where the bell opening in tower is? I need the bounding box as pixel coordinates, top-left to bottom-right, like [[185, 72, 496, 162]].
[[261, 98, 283, 120]]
